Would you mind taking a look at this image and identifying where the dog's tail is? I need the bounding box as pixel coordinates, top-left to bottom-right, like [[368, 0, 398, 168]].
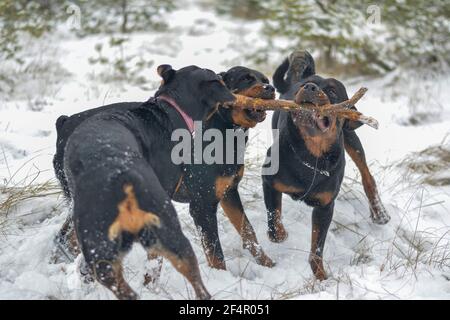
[[287, 50, 315, 83], [273, 58, 290, 94], [273, 50, 316, 95]]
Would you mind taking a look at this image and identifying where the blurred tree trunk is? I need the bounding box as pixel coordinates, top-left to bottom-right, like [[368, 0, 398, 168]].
[[121, 0, 129, 33]]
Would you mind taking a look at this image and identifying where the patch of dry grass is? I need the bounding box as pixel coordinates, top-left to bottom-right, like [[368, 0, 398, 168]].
[[0, 180, 61, 217], [400, 137, 450, 186]]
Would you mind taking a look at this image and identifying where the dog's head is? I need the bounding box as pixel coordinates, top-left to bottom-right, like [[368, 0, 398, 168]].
[[218, 66, 275, 128], [285, 54, 362, 139], [155, 64, 235, 121], [292, 75, 349, 136]]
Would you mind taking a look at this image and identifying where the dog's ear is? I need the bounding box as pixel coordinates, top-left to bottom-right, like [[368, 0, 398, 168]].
[[218, 71, 228, 83], [157, 64, 176, 84], [218, 71, 231, 88]]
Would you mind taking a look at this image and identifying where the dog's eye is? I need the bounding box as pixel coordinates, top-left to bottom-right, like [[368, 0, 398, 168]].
[[328, 88, 337, 96], [243, 75, 255, 82]]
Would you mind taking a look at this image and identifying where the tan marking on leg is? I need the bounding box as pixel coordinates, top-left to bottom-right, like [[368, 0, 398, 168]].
[[94, 259, 138, 300], [204, 249, 226, 270], [273, 180, 303, 194], [108, 184, 161, 241], [267, 190, 288, 243], [345, 144, 390, 224], [220, 198, 274, 267], [273, 208, 288, 242], [215, 176, 235, 200], [309, 224, 327, 281], [313, 191, 334, 206], [153, 247, 211, 300], [197, 234, 226, 270], [345, 144, 372, 183]]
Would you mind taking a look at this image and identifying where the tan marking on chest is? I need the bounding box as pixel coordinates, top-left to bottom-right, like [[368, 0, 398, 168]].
[[299, 126, 338, 158], [108, 184, 160, 241], [273, 180, 304, 194], [313, 191, 334, 206]]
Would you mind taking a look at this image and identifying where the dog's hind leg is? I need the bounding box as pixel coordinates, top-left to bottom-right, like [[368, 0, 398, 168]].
[[133, 165, 211, 300], [344, 130, 391, 225], [263, 181, 288, 243], [78, 234, 138, 300], [141, 226, 211, 300], [309, 202, 334, 281], [91, 258, 137, 300], [221, 187, 275, 267], [53, 214, 81, 263], [151, 244, 211, 300]]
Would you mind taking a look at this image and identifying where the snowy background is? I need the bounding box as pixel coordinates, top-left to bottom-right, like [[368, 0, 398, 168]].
[[0, 1, 449, 299]]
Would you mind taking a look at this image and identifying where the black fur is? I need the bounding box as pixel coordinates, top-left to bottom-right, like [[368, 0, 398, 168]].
[[273, 51, 316, 95], [264, 52, 354, 280], [265, 51, 390, 280], [173, 66, 275, 269], [54, 66, 276, 272], [55, 65, 234, 300]]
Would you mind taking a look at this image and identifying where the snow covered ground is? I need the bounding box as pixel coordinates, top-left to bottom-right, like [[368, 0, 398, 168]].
[[0, 3, 449, 300]]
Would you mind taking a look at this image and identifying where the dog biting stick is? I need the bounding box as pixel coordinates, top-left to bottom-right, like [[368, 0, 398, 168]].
[[225, 87, 378, 129]]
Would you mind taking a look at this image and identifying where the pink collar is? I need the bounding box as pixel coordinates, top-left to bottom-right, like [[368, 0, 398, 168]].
[[158, 95, 195, 133]]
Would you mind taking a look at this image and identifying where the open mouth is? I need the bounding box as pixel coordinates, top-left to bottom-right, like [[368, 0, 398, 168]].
[[245, 109, 266, 122], [314, 113, 331, 132]]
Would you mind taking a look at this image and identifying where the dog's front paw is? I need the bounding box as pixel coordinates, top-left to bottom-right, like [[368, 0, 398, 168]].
[[309, 254, 328, 281], [370, 205, 391, 225], [244, 243, 276, 267], [256, 253, 276, 268], [267, 224, 288, 243], [369, 195, 391, 225]]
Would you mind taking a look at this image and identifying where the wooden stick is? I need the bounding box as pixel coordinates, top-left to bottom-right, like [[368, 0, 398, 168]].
[[225, 87, 378, 129]]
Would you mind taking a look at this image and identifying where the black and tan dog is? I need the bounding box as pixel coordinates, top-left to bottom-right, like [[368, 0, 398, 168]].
[[263, 51, 390, 280], [55, 67, 276, 274], [173, 66, 275, 270], [56, 65, 235, 300]]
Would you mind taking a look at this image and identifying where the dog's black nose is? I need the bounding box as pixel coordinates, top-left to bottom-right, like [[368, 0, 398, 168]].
[[303, 82, 319, 93], [264, 84, 275, 92]]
